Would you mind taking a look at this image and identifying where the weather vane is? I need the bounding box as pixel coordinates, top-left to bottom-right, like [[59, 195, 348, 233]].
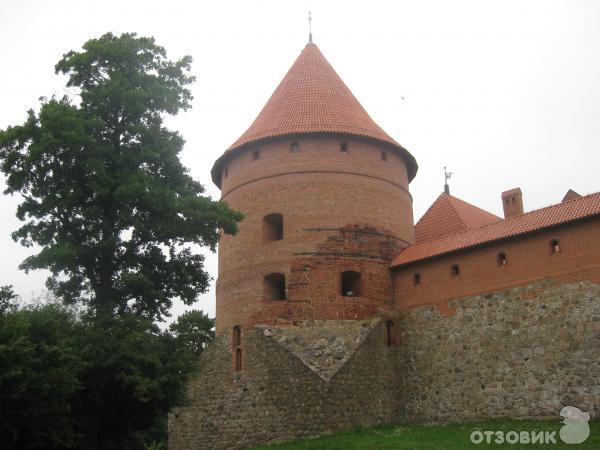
[[444, 166, 453, 195], [308, 11, 313, 44]]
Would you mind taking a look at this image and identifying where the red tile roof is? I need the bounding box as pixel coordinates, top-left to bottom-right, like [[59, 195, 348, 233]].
[[414, 193, 501, 243], [211, 43, 417, 187], [392, 192, 600, 267]]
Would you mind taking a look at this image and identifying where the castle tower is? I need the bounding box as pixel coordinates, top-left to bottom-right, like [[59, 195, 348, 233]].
[[211, 42, 418, 333]]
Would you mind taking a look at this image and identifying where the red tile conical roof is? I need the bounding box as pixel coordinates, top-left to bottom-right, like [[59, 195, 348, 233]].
[[211, 43, 417, 187]]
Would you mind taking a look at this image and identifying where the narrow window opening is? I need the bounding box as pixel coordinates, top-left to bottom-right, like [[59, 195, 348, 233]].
[[340, 142, 348, 153], [235, 348, 242, 371], [381, 151, 388, 161], [451, 264, 460, 277], [551, 239, 561, 254], [264, 273, 286, 301], [413, 273, 421, 286], [505, 198, 509, 205], [291, 142, 299, 153], [262, 213, 283, 242], [511, 197, 515, 203], [232, 326, 241, 347], [252, 149, 260, 160], [386, 320, 394, 347], [498, 253, 507, 266], [341, 271, 362, 297]]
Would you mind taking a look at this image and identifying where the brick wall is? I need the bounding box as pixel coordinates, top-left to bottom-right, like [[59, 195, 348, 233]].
[[392, 218, 600, 312], [215, 135, 414, 333]]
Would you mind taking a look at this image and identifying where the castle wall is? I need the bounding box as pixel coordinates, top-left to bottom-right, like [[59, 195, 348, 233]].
[[170, 279, 599, 449], [393, 218, 600, 311], [168, 319, 403, 450], [399, 280, 600, 422], [215, 135, 414, 333]]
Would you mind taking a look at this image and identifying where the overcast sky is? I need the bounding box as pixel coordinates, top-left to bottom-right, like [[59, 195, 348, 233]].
[[1, 0, 599, 320]]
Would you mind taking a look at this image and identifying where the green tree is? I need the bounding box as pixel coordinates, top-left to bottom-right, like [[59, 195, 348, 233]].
[[0, 303, 83, 450], [0, 301, 198, 450], [72, 313, 196, 450], [169, 309, 214, 356], [0, 285, 18, 313], [0, 33, 243, 321]]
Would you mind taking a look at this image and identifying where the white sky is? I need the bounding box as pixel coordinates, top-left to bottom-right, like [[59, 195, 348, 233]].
[[1, 0, 599, 321]]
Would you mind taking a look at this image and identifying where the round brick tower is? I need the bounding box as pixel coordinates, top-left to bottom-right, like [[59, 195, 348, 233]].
[[211, 42, 418, 334]]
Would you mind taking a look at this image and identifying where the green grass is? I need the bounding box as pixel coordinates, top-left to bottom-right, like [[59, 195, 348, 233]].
[[252, 420, 600, 449]]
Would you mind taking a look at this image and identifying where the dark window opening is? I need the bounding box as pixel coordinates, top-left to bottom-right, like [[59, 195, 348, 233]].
[[232, 326, 241, 347], [340, 142, 348, 153], [263, 213, 283, 242], [413, 273, 421, 286], [341, 271, 362, 297], [291, 142, 299, 153], [551, 239, 561, 254], [498, 253, 507, 266], [252, 149, 260, 160], [386, 320, 394, 347], [381, 151, 388, 161], [511, 197, 515, 203], [235, 348, 242, 371], [451, 264, 460, 276], [264, 273, 286, 301], [505, 198, 509, 205]]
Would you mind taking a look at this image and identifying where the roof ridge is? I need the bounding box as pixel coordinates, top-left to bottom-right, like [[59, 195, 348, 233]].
[[435, 191, 600, 243], [500, 190, 600, 223], [392, 191, 600, 267]]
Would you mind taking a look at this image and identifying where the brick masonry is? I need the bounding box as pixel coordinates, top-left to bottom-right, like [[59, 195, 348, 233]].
[[392, 218, 600, 313], [215, 135, 413, 334]]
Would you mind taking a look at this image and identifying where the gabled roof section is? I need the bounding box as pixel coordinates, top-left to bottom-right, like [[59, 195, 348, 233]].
[[562, 189, 581, 202], [414, 192, 501, 243], [211, 43, 417, 188], [392, 192, 600, 267]]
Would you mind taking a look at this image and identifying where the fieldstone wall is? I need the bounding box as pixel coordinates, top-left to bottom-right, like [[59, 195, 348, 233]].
[[169, 319, 403, 450], [399, 280, 600, 423], [169, 280, 599, 449]]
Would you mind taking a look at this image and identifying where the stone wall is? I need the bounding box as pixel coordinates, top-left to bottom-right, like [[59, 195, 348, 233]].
[[399, 280, 600, 423], [169, 280, 599, 449], [169, 319, 403, 450]]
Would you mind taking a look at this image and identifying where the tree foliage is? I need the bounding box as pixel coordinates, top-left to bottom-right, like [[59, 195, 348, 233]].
[[0, 303, 83, 449], [0, 285, 18, 313], [169, 309, 215, 356], [0, 33, 243, 321], [0, 301, 208, 450]]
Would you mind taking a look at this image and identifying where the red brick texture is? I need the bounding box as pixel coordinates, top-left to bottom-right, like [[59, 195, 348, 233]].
[[392, 218, 600, 312], [215, 135, 414, 334]]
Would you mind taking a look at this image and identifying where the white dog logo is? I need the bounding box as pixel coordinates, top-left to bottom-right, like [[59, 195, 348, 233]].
[[559, 406, 590, 444]]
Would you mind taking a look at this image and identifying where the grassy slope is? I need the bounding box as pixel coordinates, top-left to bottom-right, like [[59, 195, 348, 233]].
[[252, 420, 600, 449]]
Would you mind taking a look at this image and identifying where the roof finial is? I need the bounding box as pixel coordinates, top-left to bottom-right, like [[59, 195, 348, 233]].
[[308, 11, 313, 44], [444, 166, 453, 195]]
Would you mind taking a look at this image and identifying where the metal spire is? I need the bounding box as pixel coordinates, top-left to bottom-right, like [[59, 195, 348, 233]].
[[444, 166, 453, 195], [308, 11, 313, 44]]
